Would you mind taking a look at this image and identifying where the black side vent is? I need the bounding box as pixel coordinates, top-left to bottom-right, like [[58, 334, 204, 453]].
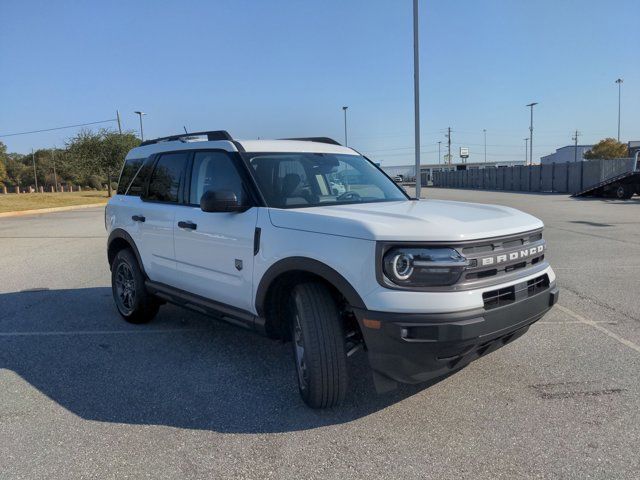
[[527, 274, 549, 296], [482, 286, 516, 310]]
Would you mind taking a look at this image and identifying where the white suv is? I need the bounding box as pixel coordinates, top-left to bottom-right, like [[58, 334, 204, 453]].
[[106, 130, 558, 408]]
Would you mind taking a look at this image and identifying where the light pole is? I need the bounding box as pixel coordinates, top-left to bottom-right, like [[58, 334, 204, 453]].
[[615, 78, 623, 142], [437, 141, 442, 164], [483, 129, 487, 163], [134, 111, 146, 141], [412, 0, 421, 198], [342, 106, 348, 146], [526, 102, 538, 165], [524, 138, 529, 164], [32, 148, 38, 192]]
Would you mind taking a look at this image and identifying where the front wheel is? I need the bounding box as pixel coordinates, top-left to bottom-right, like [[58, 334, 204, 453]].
[[289, 282, 348, 408], [111, 249, 159, 324]]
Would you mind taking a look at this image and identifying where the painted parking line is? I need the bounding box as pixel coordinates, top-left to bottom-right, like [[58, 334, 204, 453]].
[[0, 328, 208, 337], [555, 303, 640, 354]]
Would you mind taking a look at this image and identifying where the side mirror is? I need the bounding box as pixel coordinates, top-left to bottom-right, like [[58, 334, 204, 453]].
[[200, 190, 246, 213]]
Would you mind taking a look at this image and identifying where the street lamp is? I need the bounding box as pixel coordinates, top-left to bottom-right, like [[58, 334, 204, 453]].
[[437, 141, 442, 164], [526, 102, 538, 165], [342, 106, 348, 146], [615, 78, 623, 142], [412, 0, 421, 198], [134, 111, 146, 141], [483, 129, 487, 163]]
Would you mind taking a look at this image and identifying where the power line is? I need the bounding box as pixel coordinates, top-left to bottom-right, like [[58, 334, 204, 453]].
[[0, 119, 118, 138]]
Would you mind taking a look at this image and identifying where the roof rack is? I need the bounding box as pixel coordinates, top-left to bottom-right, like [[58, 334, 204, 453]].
[[140, 130, 233, 146], [280, 137, 342, 146]]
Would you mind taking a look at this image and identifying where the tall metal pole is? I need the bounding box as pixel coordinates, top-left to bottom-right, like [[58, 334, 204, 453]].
[[412, 0, 421, 198], [342, 106, 348, 146], [483, 129, 487, 163], [615, 78, 623, 142], [31, 148, 38, 191], [134, 111, 146, 141], [447, 127, 452, 164], [116, 110, 122, 134], [572, 130, 580, 162], [437, 141, 441, 164], [524, 138, 529, 164], [526, 102, 537, 165]]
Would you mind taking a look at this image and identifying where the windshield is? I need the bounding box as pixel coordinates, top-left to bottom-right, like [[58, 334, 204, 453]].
[[246, 153, 408, 208]]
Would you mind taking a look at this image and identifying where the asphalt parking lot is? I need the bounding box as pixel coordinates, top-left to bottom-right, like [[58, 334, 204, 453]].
[[1, 189, 639, 479]]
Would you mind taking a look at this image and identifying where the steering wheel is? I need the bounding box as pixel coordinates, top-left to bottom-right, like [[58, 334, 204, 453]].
[[336, 191, 361, 201]]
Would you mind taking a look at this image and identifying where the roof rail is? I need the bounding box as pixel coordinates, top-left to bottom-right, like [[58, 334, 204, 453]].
[[280, 137, 342, 146], [140, 130, 233, 146]]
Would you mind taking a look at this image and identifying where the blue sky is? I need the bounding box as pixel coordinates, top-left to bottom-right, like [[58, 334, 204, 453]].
[[1, 0, 638, 165]]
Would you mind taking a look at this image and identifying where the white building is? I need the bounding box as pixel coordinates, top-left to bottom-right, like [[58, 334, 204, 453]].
[[540, 145, 593, 165]]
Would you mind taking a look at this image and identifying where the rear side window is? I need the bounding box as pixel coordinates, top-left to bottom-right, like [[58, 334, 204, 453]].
[[117, 158, 144, 195], [147, 152, 188, 203]]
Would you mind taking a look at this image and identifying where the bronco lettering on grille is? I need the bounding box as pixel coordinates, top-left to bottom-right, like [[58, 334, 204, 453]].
[[480, 244, 544, 266]]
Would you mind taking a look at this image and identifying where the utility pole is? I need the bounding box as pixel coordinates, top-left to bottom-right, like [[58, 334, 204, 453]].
[[412, 0, 421, 198], [116, 110, 122, 134], [615, 78, 623, 142], [524, 138, 529, 164], [437, 141, 442, 164], [526, 102, 538, 166], [446, 127, 452, 165], [134, 111, 146, 141], [572, 130, 581, 162], [52, 148, 58, 192], [31, 148, 38, 191], [342, 106, 349, 146], [483, 128, 487, 163]]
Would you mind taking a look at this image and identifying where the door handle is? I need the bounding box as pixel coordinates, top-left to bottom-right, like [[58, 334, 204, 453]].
[[132, 215, 146, 222], [178, 221, 197, 230]]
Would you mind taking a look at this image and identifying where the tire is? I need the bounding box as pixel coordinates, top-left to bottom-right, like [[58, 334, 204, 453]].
[[289, 282, 348, 408], [615, 184, 633, 200], [111, 249, 159, 324]]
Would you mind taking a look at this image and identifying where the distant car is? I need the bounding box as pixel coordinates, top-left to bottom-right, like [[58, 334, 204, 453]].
[[106, 130, 558, 408], [393, 175, 403, 183]]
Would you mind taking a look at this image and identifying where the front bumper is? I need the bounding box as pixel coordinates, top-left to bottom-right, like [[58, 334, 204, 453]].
[[354, 283, 559, 386]]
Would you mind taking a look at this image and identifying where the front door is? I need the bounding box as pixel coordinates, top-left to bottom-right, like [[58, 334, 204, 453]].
[[174, 150, 258, 312]]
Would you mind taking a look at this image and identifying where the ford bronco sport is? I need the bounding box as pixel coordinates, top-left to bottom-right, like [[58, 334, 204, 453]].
[[106, 130, 558, 408]]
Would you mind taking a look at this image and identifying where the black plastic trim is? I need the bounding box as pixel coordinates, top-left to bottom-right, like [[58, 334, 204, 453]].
[[140, 130, 233, 146], [107, 229, 146, 275], [280, 137, 342, 145], [255, 257, 366, 315], [144, 280, 263, 332], [253, 227, 261, 255]]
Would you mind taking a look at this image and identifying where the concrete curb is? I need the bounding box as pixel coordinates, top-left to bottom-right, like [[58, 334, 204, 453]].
[[0, 202, 107, 218]]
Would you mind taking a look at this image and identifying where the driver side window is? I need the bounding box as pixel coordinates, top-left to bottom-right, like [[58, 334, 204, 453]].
[[189, 151, 247, 206]]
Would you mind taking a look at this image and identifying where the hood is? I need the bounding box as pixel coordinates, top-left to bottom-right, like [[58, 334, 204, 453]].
[[268, 199, 543, 242]]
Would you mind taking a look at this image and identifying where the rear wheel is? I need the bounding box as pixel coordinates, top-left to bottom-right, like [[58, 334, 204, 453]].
[[289, 282, 348, 408], [111, 249, 159, 324]]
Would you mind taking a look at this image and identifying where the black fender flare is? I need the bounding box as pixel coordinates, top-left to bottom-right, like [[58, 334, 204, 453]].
[[107, 228, 146, 275], [255, 257, 366, 316]]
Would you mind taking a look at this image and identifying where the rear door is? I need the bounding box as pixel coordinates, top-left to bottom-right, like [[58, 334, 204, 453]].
[[134, 151, 189, 287], [174, 150, 258, 312]]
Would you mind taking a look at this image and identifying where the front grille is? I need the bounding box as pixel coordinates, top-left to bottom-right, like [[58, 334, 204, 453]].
[[483, 273, 549, 310], [459, 230, 546, 284]]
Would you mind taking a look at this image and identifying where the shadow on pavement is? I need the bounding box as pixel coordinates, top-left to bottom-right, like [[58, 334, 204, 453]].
[[0, 287, 442, 433]]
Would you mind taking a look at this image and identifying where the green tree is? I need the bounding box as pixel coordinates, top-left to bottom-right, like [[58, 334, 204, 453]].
[[66, 129, 140, 196], [584, 138, 628, 160]]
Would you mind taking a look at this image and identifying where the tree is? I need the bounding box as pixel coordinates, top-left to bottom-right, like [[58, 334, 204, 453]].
[[66, 129, 140, 196], [584, 138, 628, 160]]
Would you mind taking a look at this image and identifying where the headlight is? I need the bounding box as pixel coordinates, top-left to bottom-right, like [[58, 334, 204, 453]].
[[383, 247, 469, 287]]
